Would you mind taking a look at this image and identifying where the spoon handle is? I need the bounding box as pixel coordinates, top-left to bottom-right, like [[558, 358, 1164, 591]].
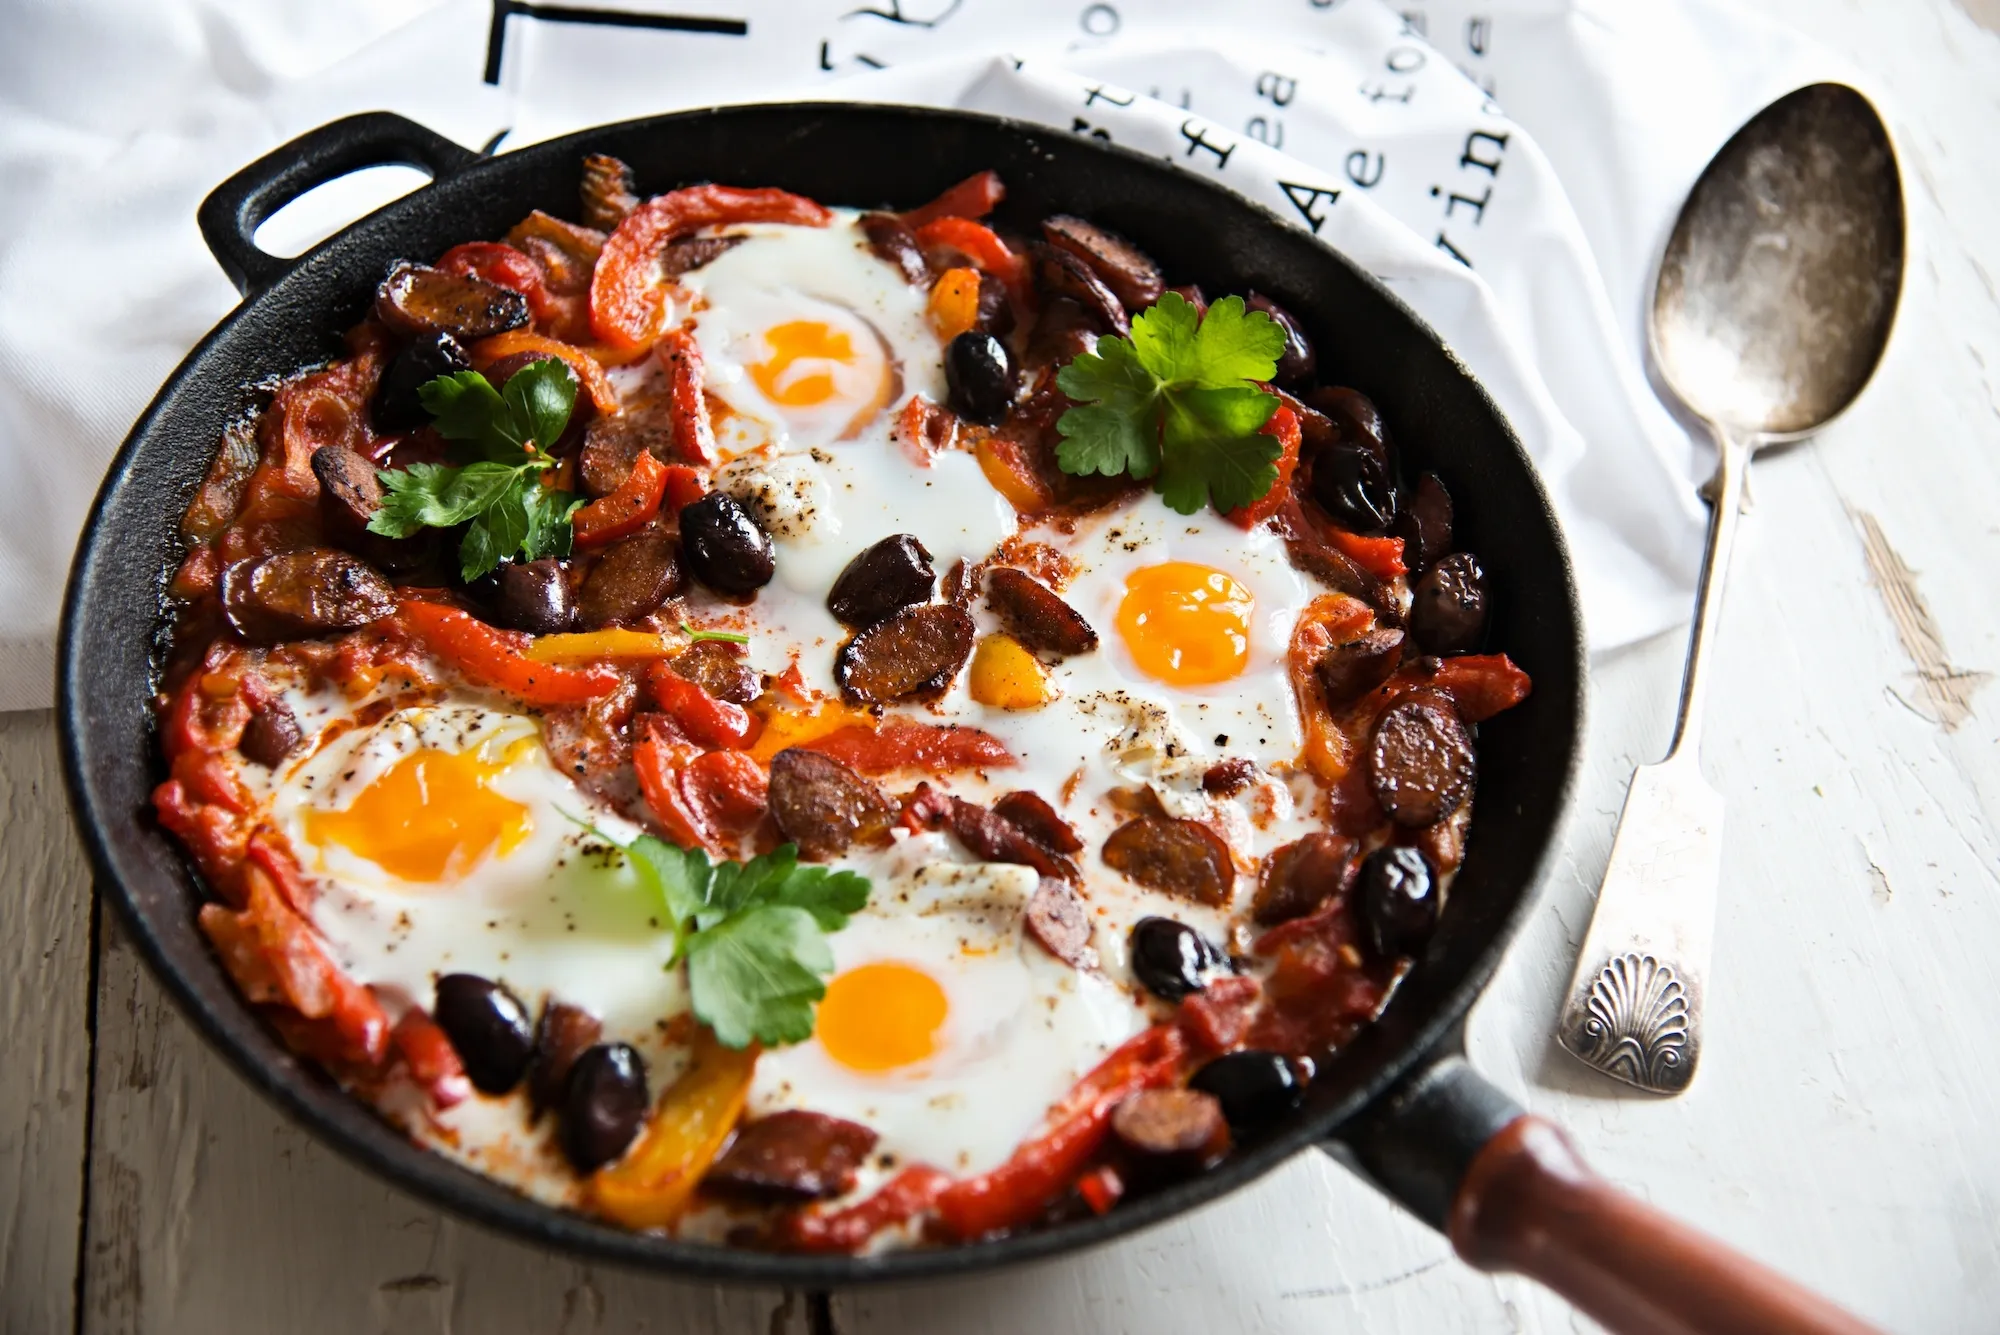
[[1555, 425, 1751, 1094]]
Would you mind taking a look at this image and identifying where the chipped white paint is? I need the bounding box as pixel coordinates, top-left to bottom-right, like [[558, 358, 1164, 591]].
[[2, 2, 1997, 1332]]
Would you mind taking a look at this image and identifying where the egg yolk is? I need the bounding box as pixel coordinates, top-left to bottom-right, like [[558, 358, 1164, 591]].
[[750, 320, 856, 407], [304, 740, 533, 883], [1116, 561, 1254, 685], [815, 961, 948, 1072]]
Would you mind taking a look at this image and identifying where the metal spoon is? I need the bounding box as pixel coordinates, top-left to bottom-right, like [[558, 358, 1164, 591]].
[[1555, 83, 1905, 1094]]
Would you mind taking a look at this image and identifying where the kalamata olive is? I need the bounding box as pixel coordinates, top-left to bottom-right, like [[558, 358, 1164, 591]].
[[826, 534, 935, 627], [1358, 845, 1440, 958], [486, 558, 575, 635], [1129, 916, 1225, 1001], [1410, 553, 1488, 655], [374, 330, 471, 431], [1309, 386, 1393, 463], [679, 492, 775, 596], [432, 974, 535, 1095], [945, 331, 1014, 425], [1189, 1050, 1302, 1130], [239, 699, 302, 768], [1394, 472, 1454, 574], [974, 272, 1015, 337], [1311, 442, 1398, 534], [562, 1043, 649, 1173], [1246, 293, 1316, 388]]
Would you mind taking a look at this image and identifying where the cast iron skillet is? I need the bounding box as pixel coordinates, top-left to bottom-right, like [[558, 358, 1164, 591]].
[[59, 105, 1869, 1334]]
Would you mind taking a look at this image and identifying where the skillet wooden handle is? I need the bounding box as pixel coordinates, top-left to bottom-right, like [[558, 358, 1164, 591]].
[[1451, 1116, 1881, 1335]]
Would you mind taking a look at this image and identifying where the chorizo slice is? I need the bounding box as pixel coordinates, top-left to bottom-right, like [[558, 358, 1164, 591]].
[[576, 530, 681, 629], [944, 797, 1079, 882], [527, 1001, 602, 1120], [1201, 758, 1257, 797], [1041, 215, 1164, 311], [1314, 627, 1405, 708], [1030, 242, 1129, 337], [1101, 815, 1234, 907], [768, 748, 896, 861], [1024, 878, 1095, 968], [374, 261, 529, 342], [991, 790, 1083, 854], [221, 548, 395, 644], [579, 152, 641, 231], [984, 567, 1097, 657], [1111, 1088, 1230, 1171], [834, 603, 975, 705], [706, 1110, 879, 1202], [1251, 830, 1357, 926], [661, 234, 744, 279], [578, 401, 679, 497], [669, 640, 760, 706], [239, 699, 303, 769], [1368, 693, 1475, 828], [310, 444, 381, 536], [1395, 472, 1454, 574], [860, 212, 930, 286]]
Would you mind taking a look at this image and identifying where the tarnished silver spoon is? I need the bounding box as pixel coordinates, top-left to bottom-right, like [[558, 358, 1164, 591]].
[[1555, 83, 1905, 1094]]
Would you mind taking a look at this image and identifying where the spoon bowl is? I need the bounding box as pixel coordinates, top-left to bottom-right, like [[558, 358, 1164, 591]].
[[1652, 82, 1905, 440]]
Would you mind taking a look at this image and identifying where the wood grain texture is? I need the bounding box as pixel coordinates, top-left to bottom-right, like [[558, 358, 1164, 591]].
[[0, 709, 93, 1335]]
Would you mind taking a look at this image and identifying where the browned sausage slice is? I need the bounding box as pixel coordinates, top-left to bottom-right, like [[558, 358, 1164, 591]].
[[984, 567, 1097, 657], [579, 153, 640, 231], [578, 402, 678, 497], [311, 444, 381, 535], [527, 1001, 602, 1120], [706, 1110, 879, 1201], [1030, 242, 1129, 337], [768, 748, 896, 861], [1111, 1088, 1229, 1170], [1041, 215, 1165, 311], [221, 548, 396, 644], [1251, 830, 1358, 926], [669, 640, 760, 706], [239, 699, 303, 768], [1101, 815, 1234, 906], [945, 798, 1079, 882], [1397, 473, 1454, 573], [576, 530, 681, 629], [1201, 758, 1257, 796], [1368, 694, 1475, 828], [1315, 627, 1405, 708], [661, 234, 744, 279], [374, 261, 529, 342], [1024, 878, 1095, 967], [860, 212, 929, 286], [991, 790, 1084, 854], [834, 603, 975, 704]]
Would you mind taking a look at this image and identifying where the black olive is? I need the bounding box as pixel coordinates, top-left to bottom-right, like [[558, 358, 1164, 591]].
[[1129, 916, 1224, 1002], [945, 331, 1014, 425], [1189, 1050, 1302, 1130], [1410, 553, 1488, 655], [826, 534, 936, 627], [1358, 844, 1440, 958], [679, 492, 775, 596], [562, 1043, 650, 1173], [432, 974, 535, 1095], [1311, 442, 1398, 534], [373, 330, 470, 432], [482, 558, 575, 635], [1246, 293, 1316, 388]]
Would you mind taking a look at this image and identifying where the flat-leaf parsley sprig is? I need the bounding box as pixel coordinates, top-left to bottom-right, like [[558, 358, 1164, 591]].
[[614, 834, 870, 1050], [1054, 292, 1288, 515], [368, 360, 586, 582]]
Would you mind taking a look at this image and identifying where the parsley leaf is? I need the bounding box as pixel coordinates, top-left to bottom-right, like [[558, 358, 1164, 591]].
[[1055, 292, 1288, 515], [611, 835, 870, 1049], [371, 361, 584, 581]]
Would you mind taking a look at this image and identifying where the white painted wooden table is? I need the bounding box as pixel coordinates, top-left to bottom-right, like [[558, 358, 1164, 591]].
[[7, 2, 1999, 1331]]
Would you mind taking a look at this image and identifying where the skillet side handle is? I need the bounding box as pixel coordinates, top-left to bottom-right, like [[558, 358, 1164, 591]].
[[1337, 1054, 1881, 1335], [197, 111, 479, 296]]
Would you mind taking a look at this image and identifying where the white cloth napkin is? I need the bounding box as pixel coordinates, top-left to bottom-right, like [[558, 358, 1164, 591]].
[[0, 0, 1845, 711]]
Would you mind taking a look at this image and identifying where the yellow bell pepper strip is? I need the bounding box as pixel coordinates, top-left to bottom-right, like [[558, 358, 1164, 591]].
[[523, 628, 679, 663], [397, 600, 621, 706], [590, 1028, 758, 1229]]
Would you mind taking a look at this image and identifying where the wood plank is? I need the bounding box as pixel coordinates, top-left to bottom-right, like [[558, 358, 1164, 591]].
[[0, 711, 94, 1335], [78, 897, 803, 1334]]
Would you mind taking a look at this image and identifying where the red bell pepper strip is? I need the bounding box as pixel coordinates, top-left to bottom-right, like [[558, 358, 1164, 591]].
[[662, 462, 706, 513], [591, 186, 834, 351], [934, 1024, 1185, 1240], [397, 600, 621, 705], [1225, 403, 1301, 529], [1426, 653, 1532, 723], [900, 170, 1005, 228], [657, 328, 717, 466], [801, 721, 1015, 775], [778, 1164, 954, 1253], [1076, 1164, 1125, 1216], [1177, 974, 1262, 1055], [681, 750, 769, 836], [1322, 525, 1406, 581], [466, 330, 620, 417], [438, 241, 559, 326], [632, 717, 717, 852], [912, 217, 1026, 298], [390, 1007, 472, 1110], [572, 451, 668, 547], [645, 662, 756, 750]]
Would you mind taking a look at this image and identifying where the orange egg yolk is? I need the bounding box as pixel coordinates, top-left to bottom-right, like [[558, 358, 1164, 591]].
[[815, 961, 948, 1073], [750, 320, 856, 407], [305, 741, 532, 883], [1116, 561, 1255, 686]]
